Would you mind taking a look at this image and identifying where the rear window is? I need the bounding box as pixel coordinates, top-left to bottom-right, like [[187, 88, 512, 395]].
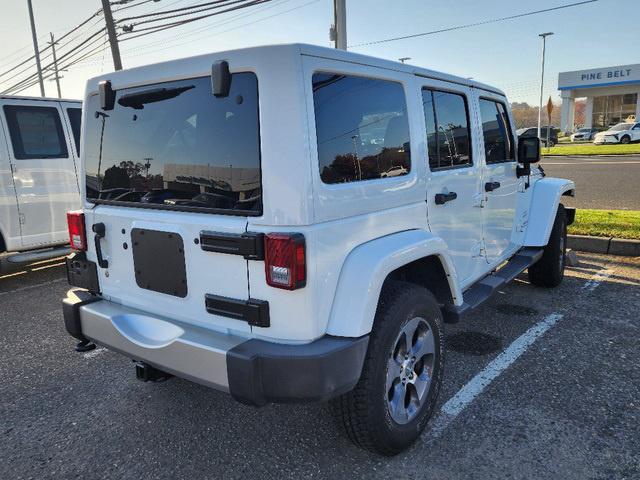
[[67, 107, 82, 155], [3, 105, 68, 159], [312, 73, 410, 184], [84, 73, 261, 215]]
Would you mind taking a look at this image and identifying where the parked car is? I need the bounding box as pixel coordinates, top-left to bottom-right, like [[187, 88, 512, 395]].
[[516, 126, 559, 147], [570, 127, 599, 141], [0, 95, 81, 268], [62, 44, 575, 455], [593, 122, 640, 144]]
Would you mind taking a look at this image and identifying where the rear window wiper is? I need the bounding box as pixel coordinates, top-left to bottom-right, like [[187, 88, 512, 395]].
[[117, 85, 195, 109]]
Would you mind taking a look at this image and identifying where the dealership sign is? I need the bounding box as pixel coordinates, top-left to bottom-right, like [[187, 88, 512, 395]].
[[558, 64, 640, 90]]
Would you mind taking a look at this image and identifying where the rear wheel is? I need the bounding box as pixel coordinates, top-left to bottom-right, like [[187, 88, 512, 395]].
[[620, 135, 631, 144], [528, 204, 567, 287], [330, 281, 444, 455]]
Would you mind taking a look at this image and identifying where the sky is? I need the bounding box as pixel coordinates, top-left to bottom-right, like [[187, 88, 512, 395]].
[[0, 0, 638, 105]]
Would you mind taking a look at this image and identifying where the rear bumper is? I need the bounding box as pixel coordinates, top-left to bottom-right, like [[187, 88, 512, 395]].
[[62, 289, 369, 406]]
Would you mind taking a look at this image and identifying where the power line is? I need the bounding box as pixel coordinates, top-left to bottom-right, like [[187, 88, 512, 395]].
[[117, 0, 241, 21], [118, 0, 269, 35], [121, 0, 313, 47], [119, 0, 272, 37], [349, 0, 599, 48]]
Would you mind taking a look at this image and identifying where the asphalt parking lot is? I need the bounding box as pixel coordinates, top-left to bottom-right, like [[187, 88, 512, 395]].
[[542, 154, 640, 210], [1, 253, 639, 480]]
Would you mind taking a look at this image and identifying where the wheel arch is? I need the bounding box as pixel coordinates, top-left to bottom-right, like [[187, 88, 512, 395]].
[[523, 177, 575, 247], [325, 229, 461, 338]]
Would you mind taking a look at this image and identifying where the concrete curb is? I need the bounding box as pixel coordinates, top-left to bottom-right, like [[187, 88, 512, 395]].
[[568, 235, 640, 256]]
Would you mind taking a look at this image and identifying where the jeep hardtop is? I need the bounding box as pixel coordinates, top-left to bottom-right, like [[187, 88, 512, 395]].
[[63, 44, 575, 455]]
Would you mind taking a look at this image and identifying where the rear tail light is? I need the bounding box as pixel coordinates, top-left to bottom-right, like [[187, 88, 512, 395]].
[[264, 233, 306, 290], [67, 211, 87, 251]]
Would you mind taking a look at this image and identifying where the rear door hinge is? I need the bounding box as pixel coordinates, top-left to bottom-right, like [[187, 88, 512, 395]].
[[18, 213, 26, 225], [200, 231, 265, 260]]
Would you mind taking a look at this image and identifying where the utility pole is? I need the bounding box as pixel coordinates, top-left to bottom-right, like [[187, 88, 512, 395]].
[[101, 0, 123, 70], [27, 0, 45, 97], [537, 32, 553, 139], [332, 0, 347, 50], [48, 32, 62, 98]]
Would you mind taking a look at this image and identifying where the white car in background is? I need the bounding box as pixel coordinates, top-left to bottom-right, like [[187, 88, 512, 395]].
[[593, 122, 640, 144], [570, 127, 598, 142]]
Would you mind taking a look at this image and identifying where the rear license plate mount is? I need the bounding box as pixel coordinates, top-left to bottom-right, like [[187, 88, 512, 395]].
[[131, 228, 187, 298]]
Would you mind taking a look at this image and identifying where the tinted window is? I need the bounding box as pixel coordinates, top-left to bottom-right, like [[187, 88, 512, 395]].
[[67, 107, 82, 155], [3, 105, 68, 159], [84, 74, 261, 214], [312, 73, 410, 184], [479, 99, 515, 164], [422, 89, 472, 170]]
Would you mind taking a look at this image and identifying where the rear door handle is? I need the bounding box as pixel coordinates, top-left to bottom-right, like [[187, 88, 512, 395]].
[[485, 181, 501, 192], [434, 192, 457, 205], [92, 223, 109, 269]]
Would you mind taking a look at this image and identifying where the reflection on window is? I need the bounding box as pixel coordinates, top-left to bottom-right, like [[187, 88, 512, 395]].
[[67, 108, 82, 155], [479, 99, 515, 164], [3, 105, 68, 159], [312, 73, 410, 184], [83, 73, 261, 214], [422, 89, 472, 170], [592, 93, 637, 128]]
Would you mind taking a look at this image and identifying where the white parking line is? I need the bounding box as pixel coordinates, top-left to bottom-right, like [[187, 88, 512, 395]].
[[582, 269, 614, 292], [424, 266, 613, 442], [83, 347, 107, 359]]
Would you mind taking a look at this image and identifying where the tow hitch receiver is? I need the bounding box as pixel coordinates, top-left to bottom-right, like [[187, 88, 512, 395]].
[[135, 362, 173, 383]]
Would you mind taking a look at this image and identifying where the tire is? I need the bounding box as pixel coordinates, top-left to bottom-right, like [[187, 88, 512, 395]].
[[330, 281, 445, 455], [620, 135, 631, 144], [528, 204, 567, 287]]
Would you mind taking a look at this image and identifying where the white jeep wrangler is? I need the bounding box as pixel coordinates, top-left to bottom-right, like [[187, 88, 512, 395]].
[[63, 44, 575, 455]]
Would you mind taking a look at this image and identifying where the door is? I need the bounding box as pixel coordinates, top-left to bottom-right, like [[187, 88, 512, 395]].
[[0, 116, 21, 251], [632, 123, 640, 141], [422, 85, 485, 287], [81, 73, 262, 334], [1, 100, 80, 248], [476, 95, 521, 265]]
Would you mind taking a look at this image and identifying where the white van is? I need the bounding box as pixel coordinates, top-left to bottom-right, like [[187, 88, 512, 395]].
[[0, 95, 82, 266]]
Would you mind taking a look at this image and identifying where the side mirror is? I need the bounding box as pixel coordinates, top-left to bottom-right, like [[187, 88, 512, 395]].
[[518, 136, 540, 164]]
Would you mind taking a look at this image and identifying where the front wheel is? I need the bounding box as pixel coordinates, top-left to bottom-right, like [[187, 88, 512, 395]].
[[620, 135, 631, 144], [330, 281, 445, 455], [528, 204, 567, 287]]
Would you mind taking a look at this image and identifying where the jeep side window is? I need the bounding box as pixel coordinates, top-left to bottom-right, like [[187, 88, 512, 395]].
[[2, 105, 68, 159], [312, 73, 410, 184], [422, 89, 472, 170], [479, 99, 515, 164]]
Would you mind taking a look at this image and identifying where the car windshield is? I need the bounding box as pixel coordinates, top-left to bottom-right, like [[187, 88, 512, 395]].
[[577, 128, 590, 133], [609, 123, 631, 131], [83, 74, 262, 215]]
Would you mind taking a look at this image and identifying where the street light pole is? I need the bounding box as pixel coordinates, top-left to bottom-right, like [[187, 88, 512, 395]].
[[27, 0, 45, 97], [537, 32, 553, 139]]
